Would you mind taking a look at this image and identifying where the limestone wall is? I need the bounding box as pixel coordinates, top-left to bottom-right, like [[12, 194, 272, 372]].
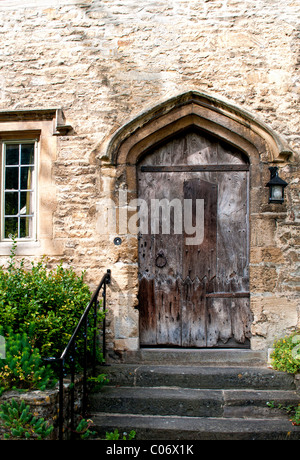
[[0, 0, 299, 353]]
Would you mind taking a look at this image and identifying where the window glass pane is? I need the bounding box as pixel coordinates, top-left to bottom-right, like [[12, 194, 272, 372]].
[[21, 144, 34, 165], [20, 191, 33, 215], [4, 217, 18, 239], [5, 167, 18, 190], [5, 192, 18, 215], [20, 217, 32, 238], [5, 144, 19, 165], [20, 166, 33, 190]]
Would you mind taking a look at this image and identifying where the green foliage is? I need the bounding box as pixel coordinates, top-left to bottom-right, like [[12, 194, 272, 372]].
[[105, 428, 136, 440], [74, 420, 137, 441], [87, 374, 109, 393], [271, 331, 300, 374], [290, 404, 300, 426], [0, 238, 108, 440], [266, 400, 300, 427], [75, 418, 97, 439], [0, 398, 54, 440], [0, 329, 55, 395], [266, 400, 294, 414], [0, 237, 105, 371]]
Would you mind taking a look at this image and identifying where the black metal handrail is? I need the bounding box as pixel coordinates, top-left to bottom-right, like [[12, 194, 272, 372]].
[[45, 269, 111, 440]]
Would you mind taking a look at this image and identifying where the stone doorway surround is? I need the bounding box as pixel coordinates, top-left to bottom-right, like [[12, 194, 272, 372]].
[[96, 90, 297, 357]]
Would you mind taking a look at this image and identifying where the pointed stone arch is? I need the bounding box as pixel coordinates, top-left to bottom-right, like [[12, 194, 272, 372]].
[[105, 91, 293, 167]]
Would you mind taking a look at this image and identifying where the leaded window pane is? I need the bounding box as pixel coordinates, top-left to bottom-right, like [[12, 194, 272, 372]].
[[5, 144, 19, 165]]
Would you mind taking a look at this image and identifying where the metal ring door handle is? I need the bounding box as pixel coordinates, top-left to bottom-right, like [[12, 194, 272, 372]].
[[155, 251, 167, 268]]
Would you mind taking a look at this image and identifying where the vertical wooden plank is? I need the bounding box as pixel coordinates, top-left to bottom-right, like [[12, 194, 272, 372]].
[[207, 166, 250, 347], [206, 297, 252, 348], [216, 171, 249, 294], [138, 166, 185, 346], [153, 172, 183, 279], [183, 178, 217, 282], [231, 298, 253, 345], [181, 277, 206, 347], [153, 171, 183, 346], [156, 277, 182, 346], [217, 140, 247, 165], [186, 131, 218, 165], [137, 170, 155, 280], [138, 277, 156, 345], [214, 170, 250, 346], [182, 177, 217, 346], [137, 166, 157, 346], [206, 298, 232, 347]]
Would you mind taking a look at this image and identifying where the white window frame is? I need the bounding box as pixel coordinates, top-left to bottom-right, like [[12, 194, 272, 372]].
[[1, 139, 39, 242]]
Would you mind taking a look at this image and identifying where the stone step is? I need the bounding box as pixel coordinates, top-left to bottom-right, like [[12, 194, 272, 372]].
[[91, 413, 300, 440], [89, 386, 300, 419], [100, 364, 296, 390], [115, 348, 267, 367]]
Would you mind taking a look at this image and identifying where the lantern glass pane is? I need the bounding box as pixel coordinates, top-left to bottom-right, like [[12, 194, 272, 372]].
[[271, 185, 283, 200]]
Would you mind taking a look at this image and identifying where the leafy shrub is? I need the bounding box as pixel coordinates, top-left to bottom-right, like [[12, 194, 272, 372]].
[[75, 417, 97, 440], [291, 404, 300, 426], [105, 429, 136, 440], [271, 331, 300, 374], [266, 400, 300, 427], [0, 329, 55, 395], [87, 374, 110, 393], [0, 238, 104, 367], [0, 398, 53, 439]]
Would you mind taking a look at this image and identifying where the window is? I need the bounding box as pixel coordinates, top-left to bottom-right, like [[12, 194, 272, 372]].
[[1, 140, 37, 240], [0, 108, 70, 255]]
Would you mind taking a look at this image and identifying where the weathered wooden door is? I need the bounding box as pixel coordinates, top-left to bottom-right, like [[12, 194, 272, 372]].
[[137, 130, 252, 348]]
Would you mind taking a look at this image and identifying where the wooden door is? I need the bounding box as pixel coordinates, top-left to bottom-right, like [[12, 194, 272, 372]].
[[137, 130, 252, 348]]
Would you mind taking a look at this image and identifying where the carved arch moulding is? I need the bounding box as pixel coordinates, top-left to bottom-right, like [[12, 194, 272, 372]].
[[103, 91, 293, 167]]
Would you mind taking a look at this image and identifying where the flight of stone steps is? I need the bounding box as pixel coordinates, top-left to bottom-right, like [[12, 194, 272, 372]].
[[88, 349, 300, 440]]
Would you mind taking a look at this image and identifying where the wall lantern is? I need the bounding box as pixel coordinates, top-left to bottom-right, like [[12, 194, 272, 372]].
[[266, 167, 288, 204]]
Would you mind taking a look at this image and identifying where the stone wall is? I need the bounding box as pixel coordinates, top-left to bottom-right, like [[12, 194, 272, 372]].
[[0, 0, 299, 353]]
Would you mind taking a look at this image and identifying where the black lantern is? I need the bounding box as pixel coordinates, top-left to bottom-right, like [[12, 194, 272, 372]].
[[266, 167, 288, 204]]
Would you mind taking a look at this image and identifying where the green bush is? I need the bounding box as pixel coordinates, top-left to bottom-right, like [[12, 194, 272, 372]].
[[271, 331, 300, 374], [0, 238, 106, 388], [0, 238, 104, 366], [0, 329, 56, 395], [75, 417, 97, 440], [0, 398, 53, 440], [105, 428, 136, 440], [291, 404, 300, 426]]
